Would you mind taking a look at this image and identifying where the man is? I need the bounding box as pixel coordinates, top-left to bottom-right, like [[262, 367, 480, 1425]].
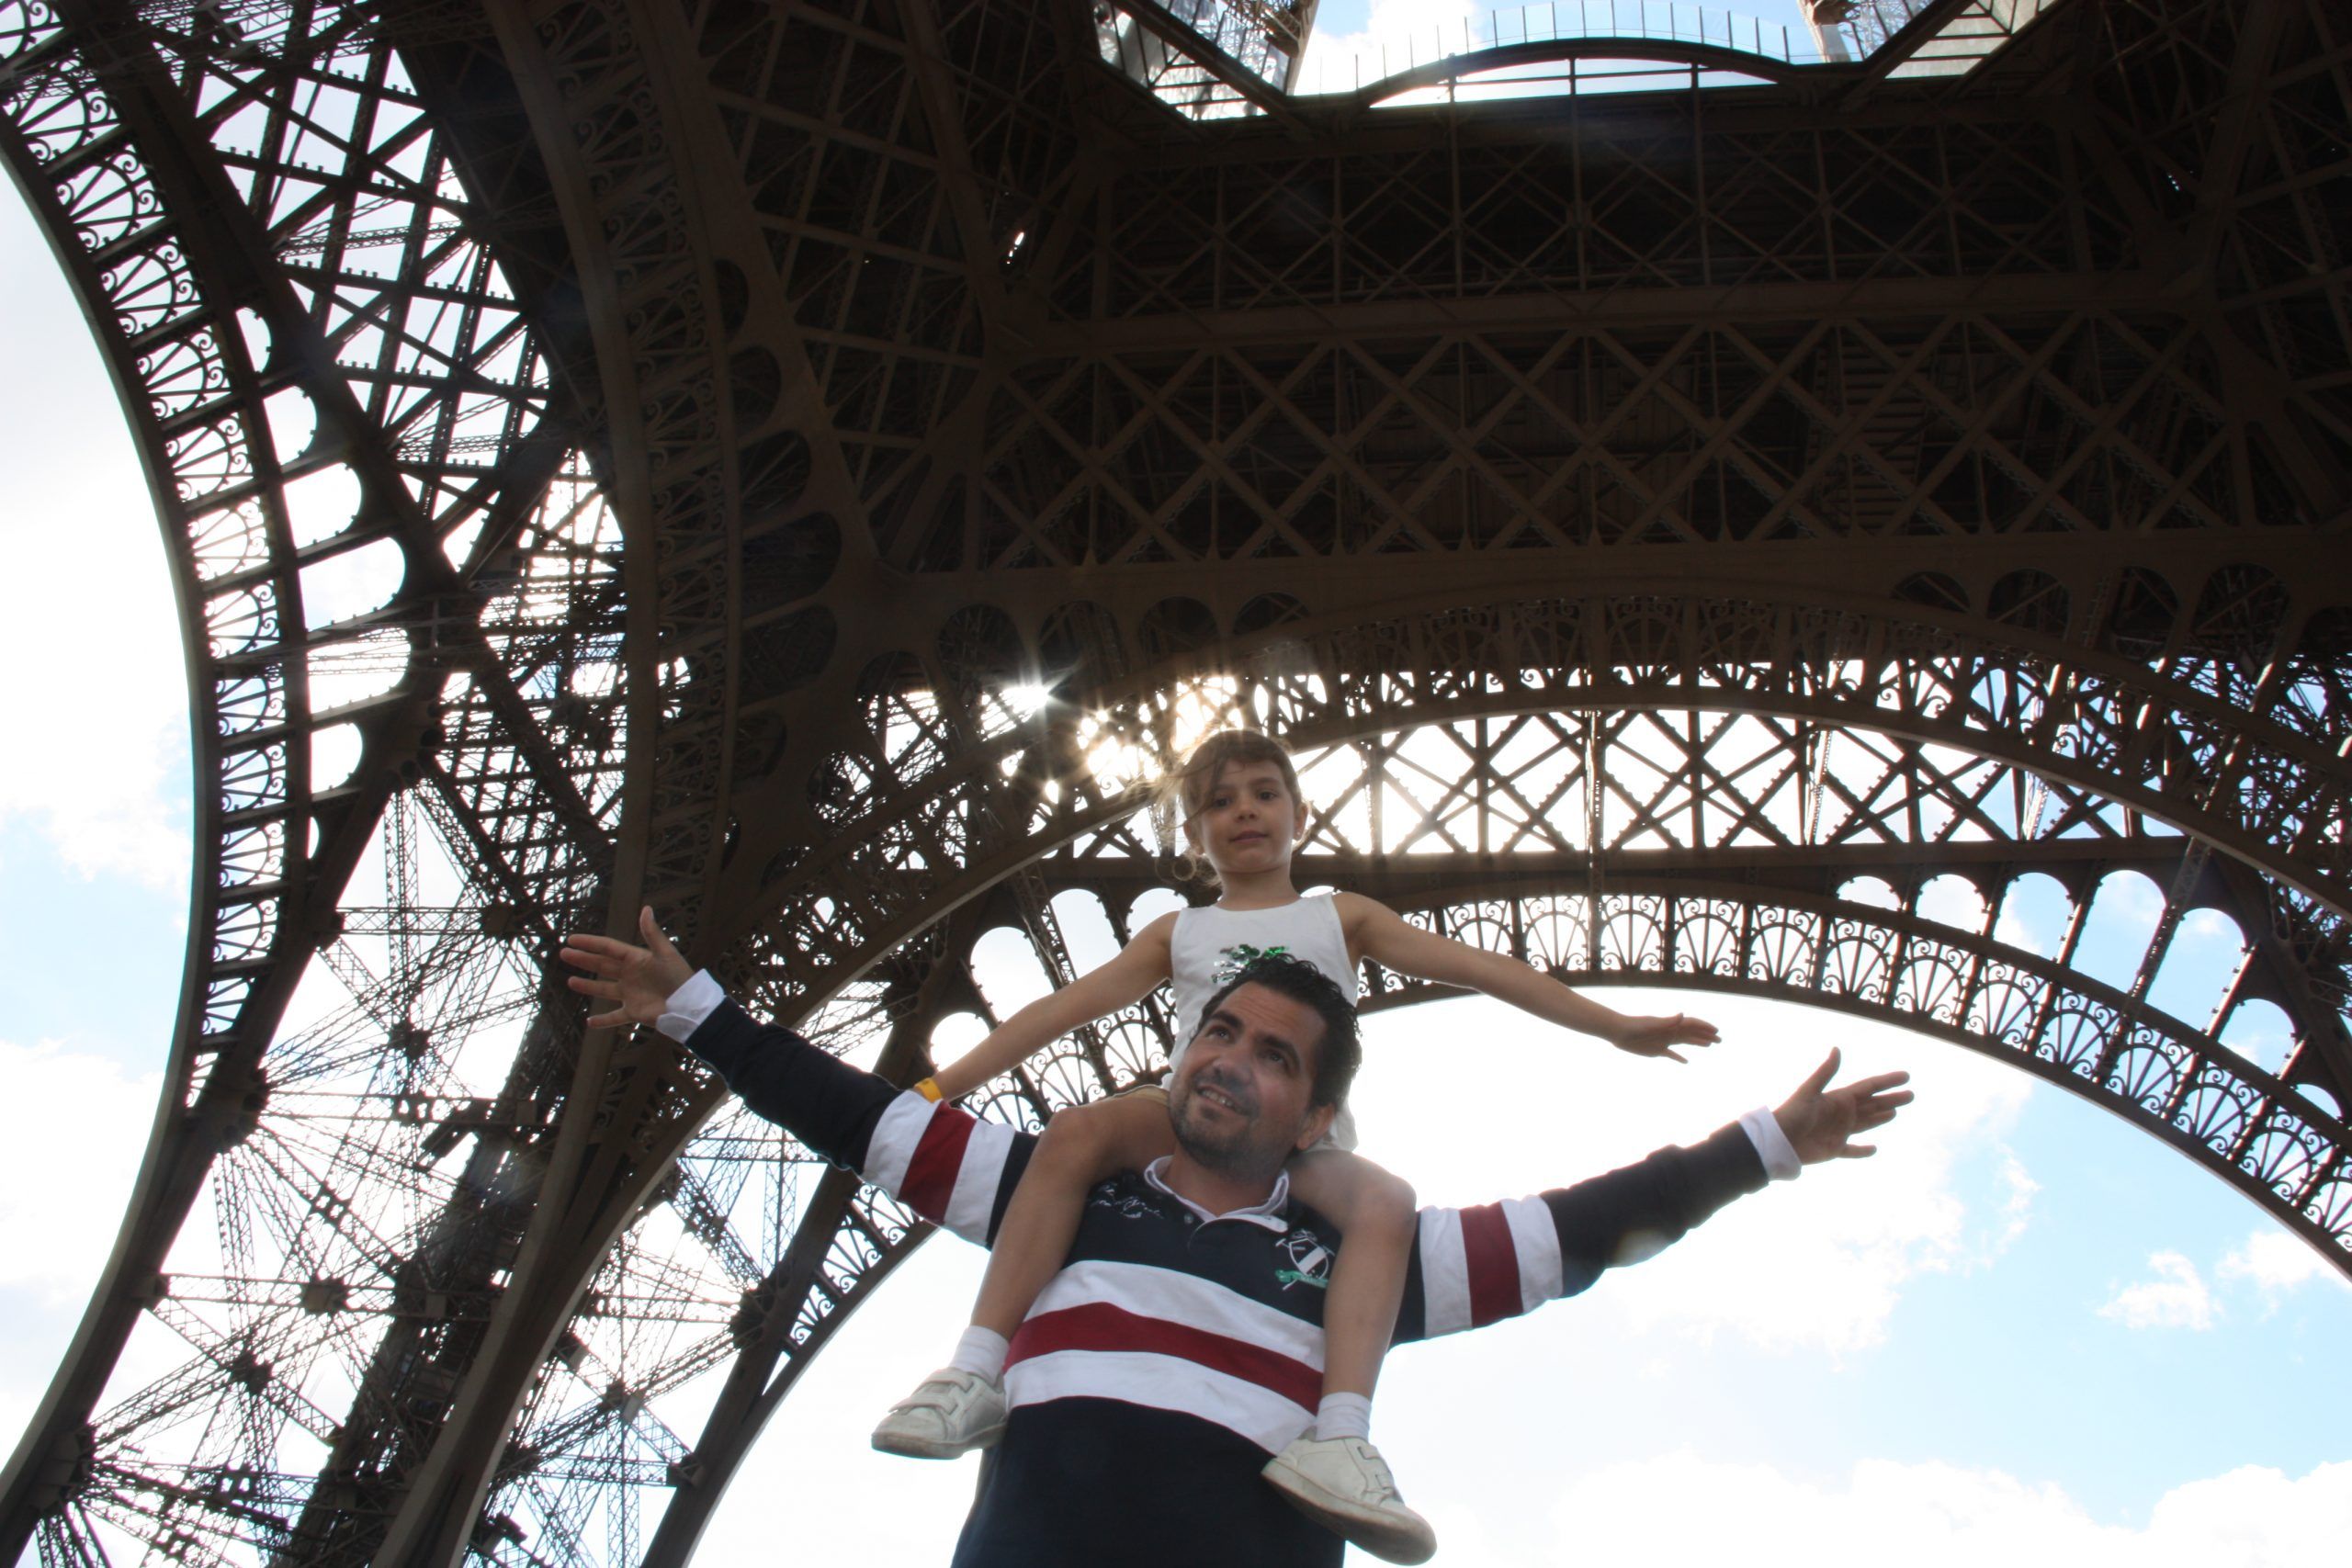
[[563, 909, 1910, 1567]]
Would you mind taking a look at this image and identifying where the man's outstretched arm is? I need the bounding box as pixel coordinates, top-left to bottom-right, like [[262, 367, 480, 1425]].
[[1395, 1051, 1913, 1343], [561, 912, 1037, 1243]]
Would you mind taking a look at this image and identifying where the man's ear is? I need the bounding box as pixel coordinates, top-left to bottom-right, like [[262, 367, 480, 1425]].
[[1293, 1099, 1337, 1155]]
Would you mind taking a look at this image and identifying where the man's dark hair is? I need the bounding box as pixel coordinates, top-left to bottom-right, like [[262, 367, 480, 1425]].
[[1193, 953, 1362, 1111]]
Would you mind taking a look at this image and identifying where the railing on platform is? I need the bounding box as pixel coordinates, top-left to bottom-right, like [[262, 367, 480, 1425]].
[[1295, 1, 1832, 96]]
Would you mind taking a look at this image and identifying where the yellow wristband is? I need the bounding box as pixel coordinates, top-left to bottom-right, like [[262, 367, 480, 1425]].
[[913, 1077, 944, 1101]]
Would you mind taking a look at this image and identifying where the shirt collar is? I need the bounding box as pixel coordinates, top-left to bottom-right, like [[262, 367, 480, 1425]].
[[1142, 1156, 1294, 1233]]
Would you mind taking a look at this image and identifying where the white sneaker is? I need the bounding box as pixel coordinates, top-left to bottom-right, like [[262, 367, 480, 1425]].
[[869, 1368, 1008, 1459], [1262, 1434, 1438, 1564]]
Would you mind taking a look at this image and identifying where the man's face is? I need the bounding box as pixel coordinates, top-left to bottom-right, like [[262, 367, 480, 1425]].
[[1169, 982, 1335, 1176]]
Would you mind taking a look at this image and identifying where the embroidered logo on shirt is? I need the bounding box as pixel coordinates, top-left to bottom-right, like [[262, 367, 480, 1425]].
[[1275, 1228, 1331, 1291], [1089, 1188, 1165, 1223]]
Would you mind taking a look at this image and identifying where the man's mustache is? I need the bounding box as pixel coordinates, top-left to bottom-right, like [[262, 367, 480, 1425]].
[[1182, 1064, 1258, 1117]]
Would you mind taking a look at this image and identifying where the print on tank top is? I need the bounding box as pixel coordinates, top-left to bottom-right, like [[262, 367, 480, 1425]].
[[1212, 941, 1294, 987]]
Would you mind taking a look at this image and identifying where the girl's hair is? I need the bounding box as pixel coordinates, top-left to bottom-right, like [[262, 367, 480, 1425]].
[[1158, 729, 1306, 885]]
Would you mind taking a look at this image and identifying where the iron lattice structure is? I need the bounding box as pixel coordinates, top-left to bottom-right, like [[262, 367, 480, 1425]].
[[2, 0, 2347, 1561]]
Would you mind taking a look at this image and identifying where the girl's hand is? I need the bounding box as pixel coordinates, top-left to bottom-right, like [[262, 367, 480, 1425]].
[[1607, 1012, 1721, 1065]]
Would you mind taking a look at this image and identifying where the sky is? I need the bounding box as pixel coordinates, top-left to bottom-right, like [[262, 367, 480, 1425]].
[[3, 4, 2349, 1562]]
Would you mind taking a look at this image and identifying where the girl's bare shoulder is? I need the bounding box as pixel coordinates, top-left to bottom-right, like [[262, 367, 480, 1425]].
[[1130, 908, 1182, 950]]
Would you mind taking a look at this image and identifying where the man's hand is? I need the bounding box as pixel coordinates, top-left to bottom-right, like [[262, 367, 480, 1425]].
[[560, 907, 695, 1030], [1608, 1012, 1722, 1065], [1773, 1048, 1913, 1163]]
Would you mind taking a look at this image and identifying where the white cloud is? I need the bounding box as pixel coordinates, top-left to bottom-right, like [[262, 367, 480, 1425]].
[[2179, 907, 2245, 945], [1355, 990, 2033, 1356], [2143, 1460, 2352, 1565], [0, 1032, 243, 1475], [1916, 874, 1989, 933], [1297, 0, 1480, 94], [0, 185, 190, 888], [1994, 1146, 2039, 1247], [2098, 1251, 2217, 1331], [1548, 1451, 2352, 1568], [2215, 998, 2294, 1076], [2217, 1228, 2341, 1300], [0, 1038, 160, 1303], [2096, 869, 2166, 923], [1991, 903, 2043, 953], [1989, 873, 2070, 958]]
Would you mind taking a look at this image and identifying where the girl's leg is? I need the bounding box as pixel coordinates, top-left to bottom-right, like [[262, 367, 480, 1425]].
[[1262, 1147, 1436, 1565], [1283, 1148, 1417, 1407], [872, 1092, 1176, 1459], [970, 1092, 1176, 1336]]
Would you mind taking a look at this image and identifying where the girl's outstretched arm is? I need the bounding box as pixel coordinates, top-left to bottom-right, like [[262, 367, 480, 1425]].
[[1336, 892, 1720, 1060], [928, 911, 1180, 1099]]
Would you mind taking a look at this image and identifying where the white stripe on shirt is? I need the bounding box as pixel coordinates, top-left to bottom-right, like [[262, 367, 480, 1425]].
[[1416, 1207, 1472, 1338], [1501, 1194, 1566, 1314], [943, 1117, 1017, 1243], [863, 1092, 934, 1194], [1007, 1348, 1314, 1453]]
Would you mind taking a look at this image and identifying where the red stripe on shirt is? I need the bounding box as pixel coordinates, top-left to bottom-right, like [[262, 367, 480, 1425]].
[[1460, 1201, 1519, 1328], [900, 1108, 974, 1222], [1009, 1301, 1322, 1409]]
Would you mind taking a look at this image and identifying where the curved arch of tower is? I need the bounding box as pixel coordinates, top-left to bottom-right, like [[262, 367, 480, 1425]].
[[2, 0, 2346, 1561]]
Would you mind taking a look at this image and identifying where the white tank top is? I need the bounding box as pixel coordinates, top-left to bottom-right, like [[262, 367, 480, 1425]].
[[1167, 894, 1362, 1149]]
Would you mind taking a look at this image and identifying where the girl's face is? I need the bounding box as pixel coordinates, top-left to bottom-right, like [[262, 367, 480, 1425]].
[[1185, 759, 1306, 878]]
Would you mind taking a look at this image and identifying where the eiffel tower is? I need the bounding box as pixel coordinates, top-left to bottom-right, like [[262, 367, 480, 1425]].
[[2, 0, 2346, 1561]]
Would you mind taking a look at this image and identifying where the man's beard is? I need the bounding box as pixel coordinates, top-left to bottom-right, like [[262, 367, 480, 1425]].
[[1170, 1065, 1294, 1175]]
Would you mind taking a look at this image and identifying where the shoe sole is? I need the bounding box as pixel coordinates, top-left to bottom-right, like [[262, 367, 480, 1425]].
[[1261, 1454, 1437, 1565]]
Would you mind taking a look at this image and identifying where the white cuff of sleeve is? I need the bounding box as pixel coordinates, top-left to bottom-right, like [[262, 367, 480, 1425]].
[[657, 969, 726, 1043], [1739, 1108, 1803, 1181]]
